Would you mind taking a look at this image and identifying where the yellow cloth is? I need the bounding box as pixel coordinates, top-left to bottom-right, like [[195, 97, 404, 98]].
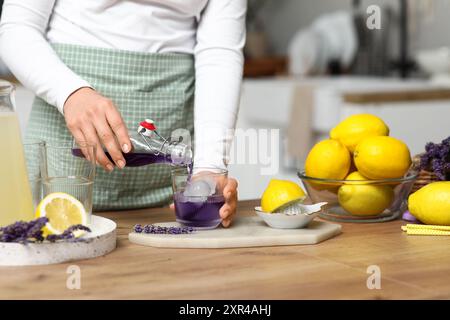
[[401, 224, 450, 236]]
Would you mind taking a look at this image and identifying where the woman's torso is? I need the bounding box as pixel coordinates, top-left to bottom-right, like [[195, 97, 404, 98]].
[[47, 0, 209, 53]]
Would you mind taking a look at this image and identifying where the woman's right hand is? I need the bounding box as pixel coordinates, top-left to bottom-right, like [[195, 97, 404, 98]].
[[63, 87, 131, 172]]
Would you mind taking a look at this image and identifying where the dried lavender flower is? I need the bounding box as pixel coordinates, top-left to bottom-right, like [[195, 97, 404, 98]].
[[0, 218, 91, 244], [0, 218, 49, 244], [134, 224, 195, 235], [420, 136, 450, 180], [46, 224, 92, 243]]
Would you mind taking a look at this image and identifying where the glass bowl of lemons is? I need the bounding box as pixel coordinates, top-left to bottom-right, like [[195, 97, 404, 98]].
[[298, 171, 418, 223], [299, 113, 419, 223]]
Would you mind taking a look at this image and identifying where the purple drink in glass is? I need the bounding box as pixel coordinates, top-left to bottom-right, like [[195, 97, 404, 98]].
[[171, 167, 227, 230], [173, 192, 224, 229]]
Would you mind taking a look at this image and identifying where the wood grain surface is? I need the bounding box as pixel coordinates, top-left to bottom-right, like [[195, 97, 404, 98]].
[[1, 200, 450, 300]]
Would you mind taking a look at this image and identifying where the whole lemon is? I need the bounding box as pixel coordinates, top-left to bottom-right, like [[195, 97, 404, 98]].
[[261, 179, 306, 213], [330, 114, 389, 152], [408, 182, 450, 225], [338, 172, 394, 216], [354, 136, 411, 179], [305, 139, 351, 180]]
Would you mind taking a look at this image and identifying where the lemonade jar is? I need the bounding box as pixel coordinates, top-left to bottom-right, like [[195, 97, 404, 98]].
[[0, 80, 34, 227]]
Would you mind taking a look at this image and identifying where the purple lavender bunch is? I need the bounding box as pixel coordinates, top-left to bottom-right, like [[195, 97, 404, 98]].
[[420, 136, 450, 180], [0, 217, 48, 244], [0, 218, 91, 244], [134, 224, 195, 235]]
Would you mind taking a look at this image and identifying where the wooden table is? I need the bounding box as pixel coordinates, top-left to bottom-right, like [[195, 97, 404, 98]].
[[1, 200, 450, 300]]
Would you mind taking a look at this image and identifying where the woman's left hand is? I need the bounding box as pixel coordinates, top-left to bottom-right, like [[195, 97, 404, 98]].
[[219, 178, 238, 227]]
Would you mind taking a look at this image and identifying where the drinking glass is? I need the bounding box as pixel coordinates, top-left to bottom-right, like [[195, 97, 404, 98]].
[[171, 166, 227, 229], [42, 142, 96, 224], [23, 140, 46, 210]]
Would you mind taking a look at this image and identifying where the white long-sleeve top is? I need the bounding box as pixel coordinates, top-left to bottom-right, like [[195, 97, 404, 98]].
[[0, 0, 246, 169]]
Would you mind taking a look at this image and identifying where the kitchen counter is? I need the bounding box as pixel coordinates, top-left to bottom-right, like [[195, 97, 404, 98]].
[[344, 88, 450, 104], [1, 200, 450, 299]]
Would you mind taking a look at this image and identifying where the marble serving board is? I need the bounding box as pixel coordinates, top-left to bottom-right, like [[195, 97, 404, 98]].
[[128, 216, 341, 249], [0, 215, 117, 266]]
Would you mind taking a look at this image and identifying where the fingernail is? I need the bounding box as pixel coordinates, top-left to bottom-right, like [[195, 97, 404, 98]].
[[122, 144, 130, 153], [117, 160, 125, 169], [106, 164, 114, 172]]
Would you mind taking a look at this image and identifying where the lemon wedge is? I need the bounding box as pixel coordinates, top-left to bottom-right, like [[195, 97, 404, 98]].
[[35, 192, 88, 236]]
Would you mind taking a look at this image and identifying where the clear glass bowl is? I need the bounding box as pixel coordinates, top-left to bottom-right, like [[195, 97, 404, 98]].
[[297, 171, 418, 223]]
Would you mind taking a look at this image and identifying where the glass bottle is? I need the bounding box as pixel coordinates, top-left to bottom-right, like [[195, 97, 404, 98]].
[[72, 119, 192, 167], [0, 80, 34, 226]]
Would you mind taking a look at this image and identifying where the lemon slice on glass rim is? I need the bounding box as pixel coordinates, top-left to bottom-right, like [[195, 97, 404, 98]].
[[35, 192, 88, 237]]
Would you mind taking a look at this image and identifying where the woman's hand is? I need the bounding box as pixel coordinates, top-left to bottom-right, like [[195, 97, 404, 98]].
[[219, 178, 238, 227], [64, 87, 131, 172]]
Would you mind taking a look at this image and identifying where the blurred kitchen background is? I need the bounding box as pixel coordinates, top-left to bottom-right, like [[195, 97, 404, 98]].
[[2, 0, 450, 200]]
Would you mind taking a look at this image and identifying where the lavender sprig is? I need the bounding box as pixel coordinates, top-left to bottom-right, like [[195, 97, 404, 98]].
[[0, 217, 48, 244], [0, 218, 91, 244], [420, 136, 450, 181], [46, 224, 92, 243], [134, 224, 194, 235]]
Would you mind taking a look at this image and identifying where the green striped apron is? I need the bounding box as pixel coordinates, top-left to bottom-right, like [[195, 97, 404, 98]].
[[25, 43, 195, 210]]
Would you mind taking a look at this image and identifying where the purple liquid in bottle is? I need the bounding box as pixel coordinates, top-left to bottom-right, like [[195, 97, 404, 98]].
[[72, 149, 171, 166], [74, 147, 222, 229], [173, 192, 224, 229]]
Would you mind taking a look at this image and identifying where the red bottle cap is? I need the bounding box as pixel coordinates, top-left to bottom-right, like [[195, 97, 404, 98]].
[[139, 119, 156, 131]]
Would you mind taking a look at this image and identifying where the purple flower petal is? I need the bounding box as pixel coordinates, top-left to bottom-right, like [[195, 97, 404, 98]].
[[402, 210, 421, 223]]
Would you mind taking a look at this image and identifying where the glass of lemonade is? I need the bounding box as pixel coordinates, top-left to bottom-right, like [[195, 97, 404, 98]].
[[42, 142, 96, 224], [23, 139, 46, 210]]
